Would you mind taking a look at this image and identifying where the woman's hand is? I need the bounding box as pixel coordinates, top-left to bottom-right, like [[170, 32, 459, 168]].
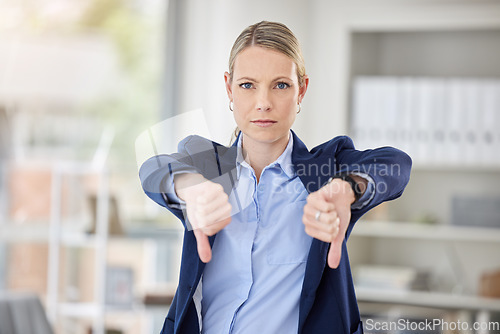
[[302, 178, 356, 269], [175, 173, 232, 263]]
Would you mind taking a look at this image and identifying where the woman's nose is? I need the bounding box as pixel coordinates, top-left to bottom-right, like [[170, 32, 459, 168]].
[[256, 90, 272, 111]]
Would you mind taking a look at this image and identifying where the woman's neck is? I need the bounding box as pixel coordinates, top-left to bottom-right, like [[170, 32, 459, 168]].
[[241, 133, 290, 182]]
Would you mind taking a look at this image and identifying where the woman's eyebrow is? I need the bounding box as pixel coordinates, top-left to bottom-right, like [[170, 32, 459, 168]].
[[235, 76, 257, 82], [272, 76, 293, 82], [236, 76, 294, 82]]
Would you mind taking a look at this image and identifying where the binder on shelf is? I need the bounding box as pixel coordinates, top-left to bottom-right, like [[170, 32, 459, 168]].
[[398, 77, 415, 160], [380, 77, 400, 149], [351, 77, 371, 150], [413, 78, 435, 165], [367, 78, 383, 149], [428, 79, 447, 167], [487, 81, 500, 166], [462, 79, 482, 165], [444, 79, 464, 166], [495, 81, 500, 166], [480, 80, 497, 166], [352, 77, 410, 152], [351, 76, 500, 168]]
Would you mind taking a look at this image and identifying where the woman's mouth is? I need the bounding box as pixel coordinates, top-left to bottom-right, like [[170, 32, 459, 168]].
[[251, 119, 277, 127]]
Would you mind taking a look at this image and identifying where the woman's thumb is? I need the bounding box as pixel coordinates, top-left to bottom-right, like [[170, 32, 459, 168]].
[[194, 229, 212, 263], [327, 240, 342, 269]]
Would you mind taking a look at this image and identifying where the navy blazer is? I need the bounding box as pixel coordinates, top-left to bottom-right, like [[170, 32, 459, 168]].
[[139, 131, 412, 334]]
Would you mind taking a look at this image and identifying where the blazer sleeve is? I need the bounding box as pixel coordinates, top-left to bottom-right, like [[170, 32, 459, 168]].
[[139, 135, 238, 222], [138, 135, 206, 221], [333, 136, 412, 233]]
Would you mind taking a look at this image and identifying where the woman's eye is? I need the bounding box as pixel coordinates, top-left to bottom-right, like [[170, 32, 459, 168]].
[[240, 83, 253, 89], [276, 82, 290, 89]]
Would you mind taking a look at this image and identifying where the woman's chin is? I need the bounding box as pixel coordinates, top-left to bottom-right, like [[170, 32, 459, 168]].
[[242, 130, 289, 146]]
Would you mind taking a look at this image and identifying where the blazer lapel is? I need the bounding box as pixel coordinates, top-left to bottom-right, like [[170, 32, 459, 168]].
[[290, 130, 332, 327]]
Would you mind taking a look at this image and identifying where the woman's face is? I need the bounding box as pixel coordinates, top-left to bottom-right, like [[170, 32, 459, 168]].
[[225, 46, 308, 148]]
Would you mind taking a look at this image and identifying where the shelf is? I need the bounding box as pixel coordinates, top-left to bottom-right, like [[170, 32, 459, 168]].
[[58, 302, 169, 318], [0, 224, 100, 247], [0, 224, 50, 243], [0, 223, 183, 244], [59, 302, 103, 318], [0, 223, 149, 248], [406, 163, 500, 173], [355, 287, 500, 312], [352, 221, 500, 243]]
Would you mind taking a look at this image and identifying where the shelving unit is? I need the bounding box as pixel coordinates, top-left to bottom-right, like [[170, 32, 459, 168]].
[[0, 158, 182, 334], [305, 1, 500, 333], [350, 221, 500, 334], [0, 219, 181, 334], [46, 161, 110, 334], [355, 287, 500, 313], [352, 221, 500, 244], [0, 127, 116, 333], [0, 224, 103, 247], [357, 287, 499, 334]]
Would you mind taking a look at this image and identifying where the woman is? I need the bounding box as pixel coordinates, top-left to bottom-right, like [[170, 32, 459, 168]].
[[140, 21, 411, 334]]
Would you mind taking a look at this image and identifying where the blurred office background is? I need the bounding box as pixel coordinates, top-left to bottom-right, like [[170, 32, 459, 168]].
[[1, 0, 500, 333]]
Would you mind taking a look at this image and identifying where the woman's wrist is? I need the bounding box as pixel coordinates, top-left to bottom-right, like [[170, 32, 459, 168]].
[[324, 178, 356, 205], [348, 174, 368, 200], [326, 174, 367, 205]]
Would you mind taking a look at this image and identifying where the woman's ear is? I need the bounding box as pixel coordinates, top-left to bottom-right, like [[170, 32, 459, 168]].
[[224, 72, 233, 100], [298, 75, 309, 104]]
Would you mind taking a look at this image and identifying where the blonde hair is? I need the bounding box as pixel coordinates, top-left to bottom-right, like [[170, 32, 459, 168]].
[[229, 21, 307, 141], [228, 21, 306, 86]]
